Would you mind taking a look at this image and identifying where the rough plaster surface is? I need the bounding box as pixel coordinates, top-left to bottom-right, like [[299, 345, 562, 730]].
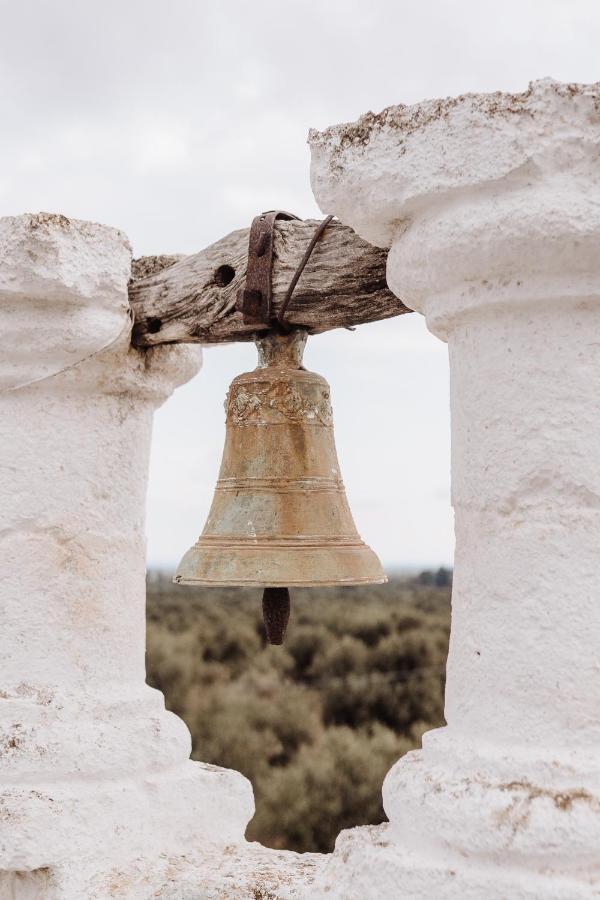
[[309, 80, 600, 896], [0, 213, 323, 898], [0, 843, 323, 899], [0, 213, 132, 391]]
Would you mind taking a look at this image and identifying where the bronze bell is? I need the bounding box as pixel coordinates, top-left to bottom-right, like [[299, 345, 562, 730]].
[[175, 328, 386, 642]]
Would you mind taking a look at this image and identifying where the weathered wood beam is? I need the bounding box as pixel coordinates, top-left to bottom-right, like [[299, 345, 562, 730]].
[[129, 219, 411, 347]]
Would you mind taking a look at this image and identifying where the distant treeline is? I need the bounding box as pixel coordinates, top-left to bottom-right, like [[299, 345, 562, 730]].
[[146, 573, 451, 853]]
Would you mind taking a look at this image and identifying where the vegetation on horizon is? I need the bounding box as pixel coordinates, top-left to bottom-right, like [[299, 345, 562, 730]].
[[146, 573, 451, 853]]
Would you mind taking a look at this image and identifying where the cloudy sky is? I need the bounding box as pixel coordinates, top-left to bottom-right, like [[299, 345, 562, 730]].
[[2, 1, 598, 570]]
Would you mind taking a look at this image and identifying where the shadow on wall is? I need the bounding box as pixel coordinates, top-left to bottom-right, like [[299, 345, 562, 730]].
[[146, 573, 451, 853], [0, 869, 50, 899]]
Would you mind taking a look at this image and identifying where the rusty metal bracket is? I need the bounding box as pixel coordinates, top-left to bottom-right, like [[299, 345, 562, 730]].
[[238, 210, 300, 326]]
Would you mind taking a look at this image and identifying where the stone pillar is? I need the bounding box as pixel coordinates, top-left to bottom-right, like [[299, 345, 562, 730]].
[[0, 214, 253, 896], [308, 80, 600, 898]]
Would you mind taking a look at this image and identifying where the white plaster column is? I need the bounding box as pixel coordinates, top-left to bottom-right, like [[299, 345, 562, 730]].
[[308, 80, 600, 898], [0, 214, 255, 896]]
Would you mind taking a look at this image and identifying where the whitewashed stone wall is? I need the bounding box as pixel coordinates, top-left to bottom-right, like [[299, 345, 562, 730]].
[[3, 78, 599, 899], [0, 213, 321, 898], [309, 79, 600, 898]]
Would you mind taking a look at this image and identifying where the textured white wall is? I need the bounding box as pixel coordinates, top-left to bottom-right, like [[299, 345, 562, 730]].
[[0, 213, 308, 898], [309, 79, 600, 898], [4, 78, 599, 898]]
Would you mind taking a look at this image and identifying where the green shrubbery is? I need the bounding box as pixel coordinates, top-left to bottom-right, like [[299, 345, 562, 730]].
[[146, 574, 451, 852]]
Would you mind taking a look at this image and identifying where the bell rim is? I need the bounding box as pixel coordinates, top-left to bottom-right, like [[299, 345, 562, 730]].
[[174, 540, 387, 587], [173, 574, 388, 587]]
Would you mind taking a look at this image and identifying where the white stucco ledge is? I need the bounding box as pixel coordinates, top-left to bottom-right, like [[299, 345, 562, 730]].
[[0, 212, 325, 898], [310, 78, 600, 238], [0, 212, 130, 390], [311, 78, 600, 336], [1, 843, 325, 899], [308, 81, 600, 898]]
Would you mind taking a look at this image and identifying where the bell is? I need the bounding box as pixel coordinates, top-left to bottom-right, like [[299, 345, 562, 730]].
[[175, 328, 386, 642]]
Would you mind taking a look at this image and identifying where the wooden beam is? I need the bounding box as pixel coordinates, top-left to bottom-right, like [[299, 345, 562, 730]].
[[129, 219, 410, 347]]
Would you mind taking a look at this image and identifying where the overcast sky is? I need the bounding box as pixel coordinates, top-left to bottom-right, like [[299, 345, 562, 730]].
[[2, 1, 598, 570]]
